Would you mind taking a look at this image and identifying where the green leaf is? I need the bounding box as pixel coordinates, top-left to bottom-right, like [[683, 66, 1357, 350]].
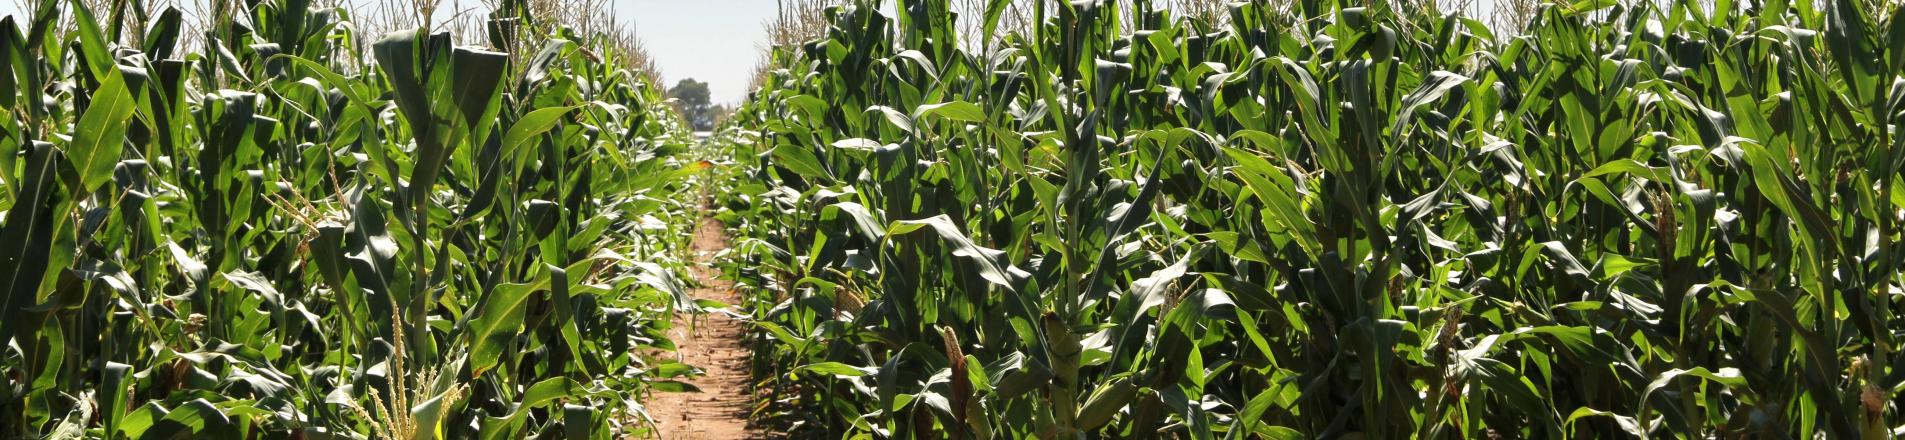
[[499, 105, 581, 162], [276, 54, 372, 107], [831, 138, 883, 152], [479, 378, 586, 440], [140, 399, 234, 438], [1580, 159, 1673, 183], [822, 202, 886, 242], [70, 66, 138, 193], [0, 142, 59, 346], [770, 143, 832, 179], [374, 30, 509, 213], [1564, 407, 1645, 437], [913, 100, 986, 124], [795, 361, 873, 378], [464, 275, 552, 375], [1639, 367, 1749, 432], [888, 215, 1026, 292], [68, 0, 112, 80]]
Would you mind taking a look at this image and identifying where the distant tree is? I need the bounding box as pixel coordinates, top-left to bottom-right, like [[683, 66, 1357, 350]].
[[669, 78, 716, 131], [708, 104, 736, 128]]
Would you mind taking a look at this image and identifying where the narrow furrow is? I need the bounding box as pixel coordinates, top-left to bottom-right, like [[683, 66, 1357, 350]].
[[644, 216, 756, 439]]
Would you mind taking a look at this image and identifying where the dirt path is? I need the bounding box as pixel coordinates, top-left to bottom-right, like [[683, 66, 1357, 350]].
[[645, 216, 757, 439]]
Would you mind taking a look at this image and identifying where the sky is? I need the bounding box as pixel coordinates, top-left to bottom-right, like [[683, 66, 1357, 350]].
[[611, 0, 783, 104], [0, 0, 788, 104]]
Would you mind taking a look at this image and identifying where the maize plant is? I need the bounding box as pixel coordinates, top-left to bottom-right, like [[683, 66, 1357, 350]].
[[0, 0, 703, 437], [717, 0, 1905, 437]]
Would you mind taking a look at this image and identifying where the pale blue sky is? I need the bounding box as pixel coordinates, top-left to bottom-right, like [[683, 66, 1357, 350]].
[[612, 0, 784, 104], [0, 0, 790, 104]]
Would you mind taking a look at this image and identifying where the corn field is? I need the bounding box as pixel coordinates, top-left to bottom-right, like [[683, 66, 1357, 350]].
[[0, 0, 710, 437], [7, 0, 1905, 438], [716, 0, 1905, 438]]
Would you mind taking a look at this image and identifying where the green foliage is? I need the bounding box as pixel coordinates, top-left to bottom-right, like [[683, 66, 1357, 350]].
[[0, 0, 700, 438], [668, 78, 719, 131], [717, 0, 1905, 437]]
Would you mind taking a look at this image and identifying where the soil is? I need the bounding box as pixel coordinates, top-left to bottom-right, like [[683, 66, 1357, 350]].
[[643, 216, 758, 439]]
